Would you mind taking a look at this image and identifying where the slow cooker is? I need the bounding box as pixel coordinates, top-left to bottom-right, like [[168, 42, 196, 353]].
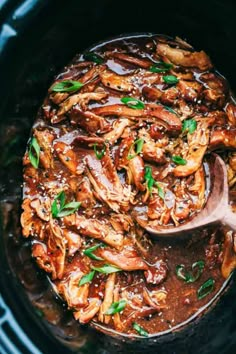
[[0, 0, 236, 353]]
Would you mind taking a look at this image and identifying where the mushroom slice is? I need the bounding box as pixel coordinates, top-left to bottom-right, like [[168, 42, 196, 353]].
[[98, 273, 116, 324], [156, 43, 212, 71]]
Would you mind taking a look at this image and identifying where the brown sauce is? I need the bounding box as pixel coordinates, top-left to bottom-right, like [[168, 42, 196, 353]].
[[20, 34, 236, 337]]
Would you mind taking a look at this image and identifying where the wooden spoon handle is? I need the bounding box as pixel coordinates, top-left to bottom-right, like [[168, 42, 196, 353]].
[[221, 207, 236, 231]]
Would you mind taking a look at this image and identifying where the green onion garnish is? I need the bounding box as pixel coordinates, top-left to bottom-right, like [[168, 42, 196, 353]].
[[156, 183, 165, 200], [79, 270, 95, 286], [35, 308, 44, 318], [93, 143, 106, 160], [51, 191, 81, 218], [84, 243, 104, 261], [83, 52, 104, 64], [163, 75, 179, 85], [197, 278, 215, 300], [133, 322, 149, 337], [51, 80, 83, 92], [176, 261, 205, 283], [149, 61, 173, 73], [171, 155, 187, 165], [163, 105, 178, 116], [144, 166, 165, 199], [91, 264, 121, 274], [105, 300, 127, 315], [29, 137, 40, 169], [144, 166, 155, 192], [182, 119, 197, 134], [127, 138, 144, 160], [121, 97, 145, 110]]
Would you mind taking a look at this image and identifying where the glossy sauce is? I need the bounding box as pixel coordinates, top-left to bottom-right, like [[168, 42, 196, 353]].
[[20, 34, 236, 337]]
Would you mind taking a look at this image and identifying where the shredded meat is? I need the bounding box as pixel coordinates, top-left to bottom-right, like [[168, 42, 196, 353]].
[[21, 34, 234, 334], [99, 248, 148, 271], [156, 43, 213, 70]]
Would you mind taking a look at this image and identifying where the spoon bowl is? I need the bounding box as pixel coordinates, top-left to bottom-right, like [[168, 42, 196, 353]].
[[145, 154, 236, 237]]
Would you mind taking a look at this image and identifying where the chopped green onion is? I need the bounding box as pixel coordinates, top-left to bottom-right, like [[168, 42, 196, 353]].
[[163, 75, 179, 85], [156, 183, 165, 200], [79, 270, 95, 286], [35, 308, 44, 318], [105, 299, 127, 315], [182, 119, 197, 134], [133, 322, 149, 337], [121, 97, 145, 110], [176, 265, 188, 281], [171, 155, 187, 165], [29, 137, 40, 169], [84, 243, 104, 261], [149, 61, 173, 73], [144, 166, 165, 199], [91, 264, 121, 274], [51, 191, 81, 218], [93, 143, 106, 160], [163, 105, 178, 116], [83, 52, 104, 64], [144, 166, 155, 192], [51, 80, 83, 92], [176, 261, 205, 283], [127, 138, 144, 160], [197, 278, 215, 300]]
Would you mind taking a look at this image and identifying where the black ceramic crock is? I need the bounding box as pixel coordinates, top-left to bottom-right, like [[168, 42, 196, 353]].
[[0, 1, 236, 353]]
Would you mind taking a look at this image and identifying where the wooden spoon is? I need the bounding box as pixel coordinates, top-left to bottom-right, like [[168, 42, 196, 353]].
[[145, 154, 236, 237]]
